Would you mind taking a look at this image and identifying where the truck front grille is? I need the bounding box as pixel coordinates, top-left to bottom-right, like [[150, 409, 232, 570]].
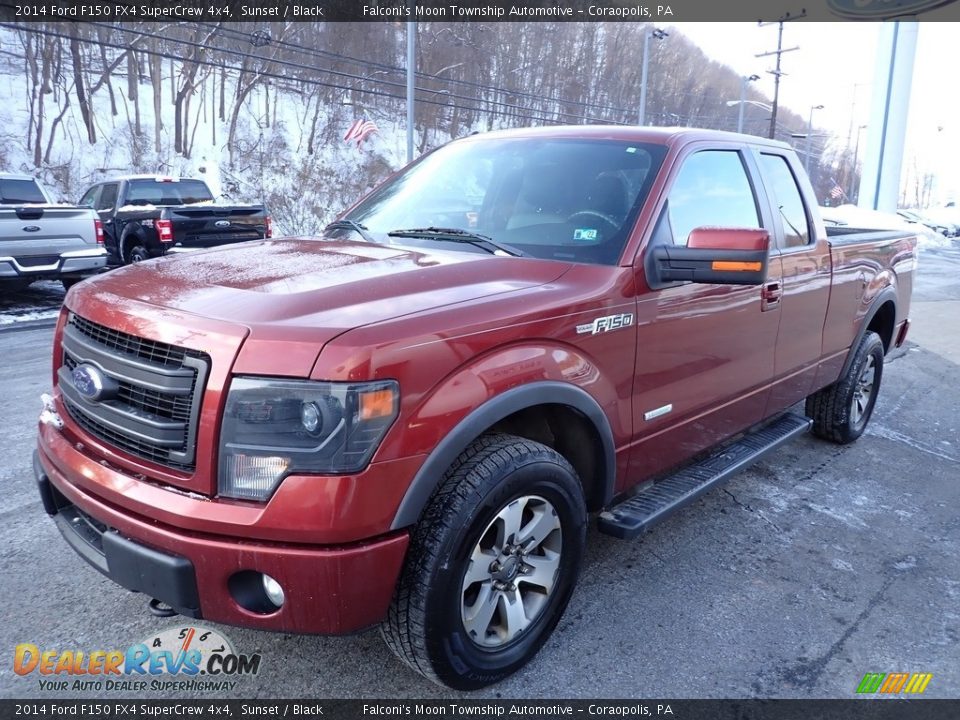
[[58, 314, 209, 472]]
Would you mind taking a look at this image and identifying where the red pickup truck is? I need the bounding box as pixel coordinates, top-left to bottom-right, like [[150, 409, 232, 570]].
[[35, 127, 915, 689]]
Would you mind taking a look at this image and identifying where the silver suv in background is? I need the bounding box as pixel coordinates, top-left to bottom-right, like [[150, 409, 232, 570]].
[[1, 174, 107, 291]]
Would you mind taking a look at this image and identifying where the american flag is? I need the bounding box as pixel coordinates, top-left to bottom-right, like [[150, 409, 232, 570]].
[[344, 119, 379, 147], [829, 179, 846, 201]]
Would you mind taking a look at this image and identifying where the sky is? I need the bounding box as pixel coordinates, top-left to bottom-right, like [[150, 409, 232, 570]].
[[668, 21, 960, 204]]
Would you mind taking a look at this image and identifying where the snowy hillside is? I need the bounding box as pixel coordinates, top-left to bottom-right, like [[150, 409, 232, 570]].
[[0, 25, 420, 235]]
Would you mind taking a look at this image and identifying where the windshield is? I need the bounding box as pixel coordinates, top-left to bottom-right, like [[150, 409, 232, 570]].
[[124, 179, 214, 206], [346, 137, 666, 266]]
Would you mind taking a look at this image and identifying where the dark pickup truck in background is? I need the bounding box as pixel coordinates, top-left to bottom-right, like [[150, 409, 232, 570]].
[[78, 176, 271, 265], [37, 127, 915, 690]]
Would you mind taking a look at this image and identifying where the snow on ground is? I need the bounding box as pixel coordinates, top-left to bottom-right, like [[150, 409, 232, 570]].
[[0, 281, 64, 326]]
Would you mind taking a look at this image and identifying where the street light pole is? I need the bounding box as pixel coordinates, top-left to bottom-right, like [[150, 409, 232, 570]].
[[638, 28, 668, 126], [805, 104, 824, 174], [406, 20, 416, 164], [849, 124, 867, 201], [737, 75, 761, 134]]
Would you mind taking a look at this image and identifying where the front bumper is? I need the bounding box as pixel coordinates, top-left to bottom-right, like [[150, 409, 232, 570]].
[[0, 247, 108, 279], [34, 448, 410, 634]]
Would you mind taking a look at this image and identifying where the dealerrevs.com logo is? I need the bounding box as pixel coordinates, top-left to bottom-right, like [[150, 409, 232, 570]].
[[856, 672, 933, 695], [14, 626, 262, 692]]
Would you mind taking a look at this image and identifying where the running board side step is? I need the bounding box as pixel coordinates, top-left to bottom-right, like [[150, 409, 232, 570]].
[[597, 413, 812, 540]]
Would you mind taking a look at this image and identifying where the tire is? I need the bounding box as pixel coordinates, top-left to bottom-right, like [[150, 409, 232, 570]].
[[61, 278, 81, 291], [806, 330, 885, 444], [125, 241, 150, 265], [381, 433, 587, 690]]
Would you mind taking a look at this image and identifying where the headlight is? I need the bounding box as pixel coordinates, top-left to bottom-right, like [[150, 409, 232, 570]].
[[218, 377, 399, 501]]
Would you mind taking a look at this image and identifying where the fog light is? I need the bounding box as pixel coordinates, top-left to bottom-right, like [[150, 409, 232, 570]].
[[300, 401, 321, 433], [262, 573, 285, 608]]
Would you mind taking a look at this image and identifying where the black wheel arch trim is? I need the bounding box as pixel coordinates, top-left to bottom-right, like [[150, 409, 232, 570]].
[[390, 381, 617, 530], [120, 226, 148, 261], [839, 287, 897, 379]]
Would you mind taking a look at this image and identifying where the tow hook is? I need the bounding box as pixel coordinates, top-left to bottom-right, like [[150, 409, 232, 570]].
[[39, 393, 63, 430], [147, 598, 178, 618]]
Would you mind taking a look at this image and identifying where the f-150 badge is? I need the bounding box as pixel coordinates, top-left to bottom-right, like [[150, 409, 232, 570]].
[[576, 313, 634, 335]]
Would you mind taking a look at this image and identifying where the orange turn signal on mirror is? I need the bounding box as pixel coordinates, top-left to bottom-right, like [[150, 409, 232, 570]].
[[359, 388, 397, 420], [711, 261, 762, 272]]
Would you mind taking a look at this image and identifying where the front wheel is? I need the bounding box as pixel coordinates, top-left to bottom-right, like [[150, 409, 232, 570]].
[[806, 330, 885, 444], [381, 434, 587, 690]]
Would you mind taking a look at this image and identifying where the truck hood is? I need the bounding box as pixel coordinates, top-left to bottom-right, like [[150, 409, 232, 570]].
[[77, 238, 571, 374]]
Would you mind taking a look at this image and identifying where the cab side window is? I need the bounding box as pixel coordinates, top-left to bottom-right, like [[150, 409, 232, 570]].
[[760, 154, 811, 248], [79, 185, 99, 207], [96, 183, 119, 212], [666, 150, 761, 246]]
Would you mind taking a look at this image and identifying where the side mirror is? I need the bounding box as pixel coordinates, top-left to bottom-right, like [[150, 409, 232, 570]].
[[651, 227, 770, 286]]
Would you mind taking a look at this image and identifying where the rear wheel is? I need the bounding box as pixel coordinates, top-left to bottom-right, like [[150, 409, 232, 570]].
[[126, 244, 150, 264], [381, 434, 586, 689], [123, 235, 150, 265], [806, 330, 884, 444]]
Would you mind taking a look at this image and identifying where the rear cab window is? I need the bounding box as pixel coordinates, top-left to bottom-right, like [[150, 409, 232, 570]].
[[124, 179, 214, 206], [0, 178, 48, 204]]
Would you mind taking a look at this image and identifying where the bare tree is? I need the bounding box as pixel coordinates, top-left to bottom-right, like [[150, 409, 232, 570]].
[[69, 24, 96, 144]]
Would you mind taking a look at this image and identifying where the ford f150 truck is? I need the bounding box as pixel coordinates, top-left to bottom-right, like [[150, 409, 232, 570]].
[[1, 174, 107, 291], [35, 127, 915, 689], [77, 175, 271, 265]]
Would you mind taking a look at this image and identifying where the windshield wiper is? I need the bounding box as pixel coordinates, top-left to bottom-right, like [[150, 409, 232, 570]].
[[324, 218, 375, 243], [386, 227, 525, 257]]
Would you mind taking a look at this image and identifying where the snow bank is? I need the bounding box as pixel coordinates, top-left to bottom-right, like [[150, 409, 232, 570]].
[[820, 204, 952, 250]]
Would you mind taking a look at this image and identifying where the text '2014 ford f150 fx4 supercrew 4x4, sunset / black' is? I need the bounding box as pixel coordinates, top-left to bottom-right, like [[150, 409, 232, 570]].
[[34, 127, 915, 689]]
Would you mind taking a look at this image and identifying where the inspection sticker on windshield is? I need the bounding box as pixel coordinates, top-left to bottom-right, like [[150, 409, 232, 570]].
[[573, 228, 598, 241]]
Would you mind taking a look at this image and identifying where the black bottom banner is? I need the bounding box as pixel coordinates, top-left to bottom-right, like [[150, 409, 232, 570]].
[[2, 700, 959, 720]]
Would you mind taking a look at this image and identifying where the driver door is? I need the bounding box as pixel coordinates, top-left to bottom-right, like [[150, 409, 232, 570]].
[[627, 147, 783, 484]]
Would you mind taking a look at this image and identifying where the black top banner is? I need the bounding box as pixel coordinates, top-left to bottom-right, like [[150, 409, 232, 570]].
[[1, 0, 960, 22]]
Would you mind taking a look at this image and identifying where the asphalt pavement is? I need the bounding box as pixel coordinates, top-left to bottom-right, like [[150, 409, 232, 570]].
[[1, 245, 958, 699]]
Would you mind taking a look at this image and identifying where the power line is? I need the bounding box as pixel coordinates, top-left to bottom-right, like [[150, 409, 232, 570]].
[[197, 21, 639, 118], [4, 23, 622, 129], [83, 22, 627, 126]]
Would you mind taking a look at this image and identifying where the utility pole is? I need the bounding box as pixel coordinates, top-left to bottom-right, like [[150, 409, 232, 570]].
[[757, 12, 803, 140]]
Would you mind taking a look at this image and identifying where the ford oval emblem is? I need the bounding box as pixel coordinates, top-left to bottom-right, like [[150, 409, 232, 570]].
[[215, 220, 231, 228], [22, 225, 41, 232], [71, 364, 118, 402], [827, 0, 957, 18]]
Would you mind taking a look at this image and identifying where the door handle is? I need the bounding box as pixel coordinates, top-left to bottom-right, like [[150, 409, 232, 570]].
[[761, 281, 782, 311]]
